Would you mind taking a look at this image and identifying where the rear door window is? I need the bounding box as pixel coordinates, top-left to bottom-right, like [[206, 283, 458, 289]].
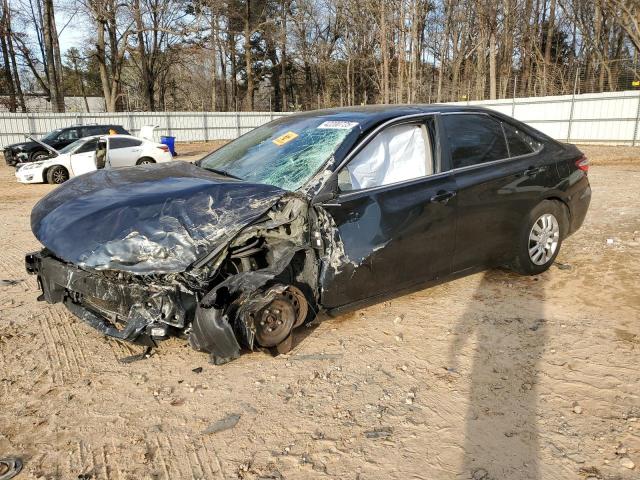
[[442, 114, 509, 169], [109, 138, 142, 149]]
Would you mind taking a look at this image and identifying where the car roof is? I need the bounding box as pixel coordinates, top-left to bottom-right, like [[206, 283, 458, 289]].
[[68, 124, 123, 128], [99, 134, 152, 142], [282, 104, 504, 131]]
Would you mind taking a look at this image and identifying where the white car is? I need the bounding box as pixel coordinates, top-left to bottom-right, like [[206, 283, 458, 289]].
[[15, 127, 173, 184]]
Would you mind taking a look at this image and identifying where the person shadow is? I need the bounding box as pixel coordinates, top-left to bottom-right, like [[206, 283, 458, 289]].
[[448, 269, 548, 480]]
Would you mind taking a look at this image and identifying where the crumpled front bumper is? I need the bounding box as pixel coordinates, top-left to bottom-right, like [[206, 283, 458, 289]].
[[25, 251, 191, 346], [4, 148, 17, 166]]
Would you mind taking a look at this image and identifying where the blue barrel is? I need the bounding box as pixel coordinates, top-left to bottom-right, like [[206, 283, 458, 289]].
[[160, 136, 177, 156]]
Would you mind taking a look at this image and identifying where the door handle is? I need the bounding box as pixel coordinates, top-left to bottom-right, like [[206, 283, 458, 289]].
[[430, 190, 457, 204], [523, 166, 545, 176]]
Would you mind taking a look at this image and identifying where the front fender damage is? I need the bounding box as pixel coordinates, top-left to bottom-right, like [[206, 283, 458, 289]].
[[188, 194, 317, 364], [27, 191, 321, 363], [189, 249, 299, 364]]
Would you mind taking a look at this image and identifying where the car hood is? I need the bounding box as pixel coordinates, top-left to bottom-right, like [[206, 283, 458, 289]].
[[31, 162, 287, 274], [6, 140, 43, 151]]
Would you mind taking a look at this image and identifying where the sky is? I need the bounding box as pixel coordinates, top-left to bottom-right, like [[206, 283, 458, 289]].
[[56, 8, 86, 54]]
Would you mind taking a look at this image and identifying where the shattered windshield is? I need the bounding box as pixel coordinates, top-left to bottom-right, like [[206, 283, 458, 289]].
[[199, 116, 359, 191]]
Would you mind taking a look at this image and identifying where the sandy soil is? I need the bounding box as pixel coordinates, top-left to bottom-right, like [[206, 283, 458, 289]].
[[0, 146, 638, 480]]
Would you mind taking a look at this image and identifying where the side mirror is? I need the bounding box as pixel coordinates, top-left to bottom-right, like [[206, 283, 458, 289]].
[[311, 174, 338, 205]]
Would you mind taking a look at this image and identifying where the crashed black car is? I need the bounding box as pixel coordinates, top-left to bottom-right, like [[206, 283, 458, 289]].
[[4, 124, 129, 166], [26, 106, 591, 364]]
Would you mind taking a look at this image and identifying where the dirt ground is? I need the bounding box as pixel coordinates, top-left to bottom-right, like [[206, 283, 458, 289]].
[[0, 145, 638, 480]]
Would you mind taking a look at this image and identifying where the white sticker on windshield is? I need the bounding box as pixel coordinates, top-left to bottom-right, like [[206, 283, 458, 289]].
[[317, 121, 359, 130]]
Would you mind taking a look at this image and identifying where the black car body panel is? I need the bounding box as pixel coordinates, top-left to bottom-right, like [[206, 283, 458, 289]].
[[25, 105, 591, 363], [4, 124, 129, 166]]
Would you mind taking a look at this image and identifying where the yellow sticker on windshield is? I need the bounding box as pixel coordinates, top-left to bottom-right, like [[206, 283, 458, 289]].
[[272, 131, 299, 146]]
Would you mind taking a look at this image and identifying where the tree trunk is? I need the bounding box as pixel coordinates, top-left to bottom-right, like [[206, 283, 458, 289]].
[[280, 0, 288, 111], [243, 0, 254, 111], [133, 0, 155, 110], [5, 0, 25, 112], [489, 30, 497, 100], [543, 0, 556, 94], [380, 0, 389, 103], [42, 0, 64, 112], [0, 0, 16, 112], [96, 20, 114, 111]]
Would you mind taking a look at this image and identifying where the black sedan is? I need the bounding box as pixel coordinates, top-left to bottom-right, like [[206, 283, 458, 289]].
[[4, 124, 129, 166], [26, 106, 591, 363]]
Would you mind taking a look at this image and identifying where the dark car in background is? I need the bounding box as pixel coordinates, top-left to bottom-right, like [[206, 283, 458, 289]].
[[25, 105, 591, 364], [4, 124, 129, 166]]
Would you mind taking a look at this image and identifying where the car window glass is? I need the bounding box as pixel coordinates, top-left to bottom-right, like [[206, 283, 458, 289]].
[[502, 122, 539, 157], [339, 121, 434, 191], [75, 139, 98, 154], [199, 116, 358, 191], [41, 129, 63, 142], [110, 137, 142, 149], [82, 127, 96, 136], [84, 126, 114, 136], [442, 114, 509, 169], [57, 128, 79, 141]]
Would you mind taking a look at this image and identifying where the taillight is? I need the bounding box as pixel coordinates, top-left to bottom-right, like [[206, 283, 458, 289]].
[[575, 155, 589, 173], [158, 145, 169, 152]]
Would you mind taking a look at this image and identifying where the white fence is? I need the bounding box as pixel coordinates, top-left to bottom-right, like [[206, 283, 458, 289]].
[[1, 90, 640, 147], [0, 111, 289, 147], [450, 90, 640, 146]]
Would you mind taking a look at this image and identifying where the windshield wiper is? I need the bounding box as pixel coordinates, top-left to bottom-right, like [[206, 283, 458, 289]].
[[201, 166, 242, 180]]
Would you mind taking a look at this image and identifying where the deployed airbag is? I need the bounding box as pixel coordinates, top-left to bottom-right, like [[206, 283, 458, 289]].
[[347, 124, 431, 189]]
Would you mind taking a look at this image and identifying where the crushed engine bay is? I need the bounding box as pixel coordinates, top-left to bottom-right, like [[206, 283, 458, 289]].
[[26, 163, 329, 363]]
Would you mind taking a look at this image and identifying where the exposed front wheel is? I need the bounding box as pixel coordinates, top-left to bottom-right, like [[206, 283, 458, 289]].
[[46, 165, 69, 184], [511, 200, 568, 275], [253, 285, 308, 349]]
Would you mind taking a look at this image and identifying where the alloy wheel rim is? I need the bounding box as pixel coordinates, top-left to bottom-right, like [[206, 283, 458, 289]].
[[53, 169, 67, 183], [528, 213, 559, 265]]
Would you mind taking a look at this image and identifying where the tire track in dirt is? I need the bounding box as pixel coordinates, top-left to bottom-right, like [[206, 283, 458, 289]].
[[46, 308, 82, 380], [142, 430, 228, 479], [37, 312, 65, 385]]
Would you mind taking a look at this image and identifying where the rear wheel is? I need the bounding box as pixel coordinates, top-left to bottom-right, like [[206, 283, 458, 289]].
[[511, 200, 568, 275], [46, 165, 69, 184], [136, 157, 155, 165]]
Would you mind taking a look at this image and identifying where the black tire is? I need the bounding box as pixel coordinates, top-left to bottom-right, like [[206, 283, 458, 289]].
[[511, 200, 568, 275], [46, 165, 69, 184], [30, 150, 50, 162], [136, 157, 155, 165]]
